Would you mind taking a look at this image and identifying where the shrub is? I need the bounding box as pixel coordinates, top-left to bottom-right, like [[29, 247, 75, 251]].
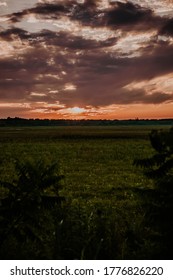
[[0, 157, 64, 259]]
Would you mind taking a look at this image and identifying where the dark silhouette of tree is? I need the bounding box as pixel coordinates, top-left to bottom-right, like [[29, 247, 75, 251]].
[[134, 128, 173, 178], [0, 158, 64, 259], [134, 127, 173, 259]]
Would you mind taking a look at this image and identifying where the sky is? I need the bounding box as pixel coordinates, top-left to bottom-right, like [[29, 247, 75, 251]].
[[0, 0, 173, 119]]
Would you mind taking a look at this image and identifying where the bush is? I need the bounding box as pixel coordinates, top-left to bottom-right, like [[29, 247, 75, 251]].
[[0, 157, 64, 259]]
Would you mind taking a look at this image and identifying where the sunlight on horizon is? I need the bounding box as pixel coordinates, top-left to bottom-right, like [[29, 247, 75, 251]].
[[68, 107, 86, 114]]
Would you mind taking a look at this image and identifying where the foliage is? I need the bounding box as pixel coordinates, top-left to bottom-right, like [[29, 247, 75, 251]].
[[134, 127, 173, 259], [0, 157, 64, 259], [134, 128, 173, 178]]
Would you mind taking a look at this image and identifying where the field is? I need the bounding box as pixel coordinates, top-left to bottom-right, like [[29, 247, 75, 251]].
[[0, 125, 172, 259]]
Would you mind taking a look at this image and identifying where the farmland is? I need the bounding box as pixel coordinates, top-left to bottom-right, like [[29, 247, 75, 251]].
[[0, 125, 172, 259]]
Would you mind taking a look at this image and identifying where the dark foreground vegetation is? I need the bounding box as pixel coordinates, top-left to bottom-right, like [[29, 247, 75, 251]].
[[134, 128, 173, 259], [0, 125, 173, 259]]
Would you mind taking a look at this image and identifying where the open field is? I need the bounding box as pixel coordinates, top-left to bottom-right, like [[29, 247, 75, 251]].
[[0, 125, 172, 259], [0, 124, 171, 141], [0, 125, 160, 198]]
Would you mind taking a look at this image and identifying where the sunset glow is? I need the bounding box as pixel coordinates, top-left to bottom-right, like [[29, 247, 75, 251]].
[[0, 0, 173, 119], [69, 107, 86, 114]]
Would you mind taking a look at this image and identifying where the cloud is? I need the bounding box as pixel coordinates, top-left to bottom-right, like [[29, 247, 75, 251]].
[[1, 27, 173, 108], [160, 18, 173, 36], [0, 2, 7, 6], [0, 27, 117, 50], [6, 2, 70, 23], [120, 90, 173, 105], [3, 1, 159, 31], [0, 0, 173, 119], [0, 27, 30, 40], [106, 2, 151, 25]]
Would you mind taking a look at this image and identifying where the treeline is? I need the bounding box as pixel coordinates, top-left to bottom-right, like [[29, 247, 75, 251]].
[[0, 117, 173, 127]]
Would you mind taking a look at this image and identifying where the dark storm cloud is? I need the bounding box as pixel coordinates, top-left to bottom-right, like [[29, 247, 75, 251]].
[[73, 40, 173, 82], [61, 40, 173, 106], [138, 42, 173, 78], [116, 90, 173, 105], [1, 29, 173, 106], [0, 62, 32, 100], [69, 0, 102, 26], [103, 2, 166, 33], [7, 1, 76, 22], [160, 18, 173, 36], [144, 92, 173, 104], [106, 2, 152, 26], [52, 32, 117, 49], [0, 34, 89, 104], [0, 46, 57, 100], [66, 78, 173, 107], [6, 0, 162, 32], [9, 3, 67, 23], [7, 49, 52, 74], [1, 1, 173, 111], [57, 77, 173, 107], [0, 27, 117, 49], [0, 27, 30, 40], [9, 11, 29, 23], [31, 3, 66, 14], [28, 29, 117, 49], [0, 30, 173, 106], [6, 0, 102, 30]]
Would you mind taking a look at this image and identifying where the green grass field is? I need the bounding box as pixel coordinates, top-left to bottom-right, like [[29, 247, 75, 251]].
[[0, 125, 172, 259]]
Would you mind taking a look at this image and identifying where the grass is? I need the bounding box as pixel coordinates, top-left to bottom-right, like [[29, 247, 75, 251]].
[[0, 125, 171, 259], [0, 124, 170, 142]]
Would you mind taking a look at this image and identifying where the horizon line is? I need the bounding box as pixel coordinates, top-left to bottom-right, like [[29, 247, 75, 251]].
[[1, 117, 173, 122]]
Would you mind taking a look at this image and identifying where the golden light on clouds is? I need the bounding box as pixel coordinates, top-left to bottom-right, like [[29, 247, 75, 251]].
[[30, 92, 47, 97], [0, 2, 7, 7], [0, 102, 30, 108], [63, 83, 77, 91], [110, 31, 157, 57], [132, 0, 173, 17], [0, 0, 173, 119], [125, 73, 173, 95], [69, 107, 86, 114]]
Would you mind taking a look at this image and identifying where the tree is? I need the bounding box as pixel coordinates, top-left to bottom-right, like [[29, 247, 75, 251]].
[[0, 157, 64, 259], [134, 128, 173, 178], [134, 127, 173, 259]]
